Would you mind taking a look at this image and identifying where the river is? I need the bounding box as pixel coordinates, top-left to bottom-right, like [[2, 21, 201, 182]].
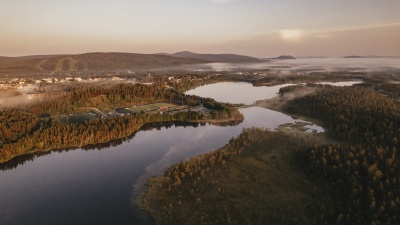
[[0, 81, 358, 225]]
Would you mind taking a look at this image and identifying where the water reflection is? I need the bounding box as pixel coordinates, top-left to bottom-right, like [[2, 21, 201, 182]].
[[0, 121, 242, 172], [185, 82, 295, 105], [0, 106, 322, 225], [131, 107, 324, 196], [0, 78, 332, 225], [186, 81, 363, 105]]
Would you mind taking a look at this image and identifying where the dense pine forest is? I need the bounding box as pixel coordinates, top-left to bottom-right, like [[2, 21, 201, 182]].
[[140, 127, 339, 225], [286, 85, 400, 224], [0, 82, 243, 163], [141, 82, 400, 225]]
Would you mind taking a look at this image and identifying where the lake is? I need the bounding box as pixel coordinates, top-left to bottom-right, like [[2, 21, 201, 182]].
[[185, 81, 362, 105], [0, 82, 331, 225], [185, 82, 295, 105]]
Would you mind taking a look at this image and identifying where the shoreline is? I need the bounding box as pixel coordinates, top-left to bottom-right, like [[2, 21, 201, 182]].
[[0, 116, 244, 165], [138, 125, 336, 225], [137, 93, 338, 224]]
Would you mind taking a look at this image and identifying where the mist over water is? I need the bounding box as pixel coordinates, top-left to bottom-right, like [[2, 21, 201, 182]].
[[171, 58, 400, 73]]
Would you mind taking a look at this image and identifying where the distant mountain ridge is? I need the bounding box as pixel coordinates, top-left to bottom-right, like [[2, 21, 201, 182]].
[[0, 51, 264, 74], [170, 51, 261, 63], [0, 52, 207, 74], [342, 55, 400, 59], [275, 55, 296, 60], [0, 55, 59, 63], [343, 55, 364, 58]]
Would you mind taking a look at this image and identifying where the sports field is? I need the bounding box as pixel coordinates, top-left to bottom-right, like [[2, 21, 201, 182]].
[[59, 113, 98, 124], [125, 103, 176, 113]]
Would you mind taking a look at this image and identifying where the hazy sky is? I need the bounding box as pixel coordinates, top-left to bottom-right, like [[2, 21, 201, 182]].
[[1, 0, 399, 57]]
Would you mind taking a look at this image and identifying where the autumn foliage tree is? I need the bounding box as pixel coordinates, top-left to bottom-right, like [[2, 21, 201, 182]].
[[286, 86, 400, 224]]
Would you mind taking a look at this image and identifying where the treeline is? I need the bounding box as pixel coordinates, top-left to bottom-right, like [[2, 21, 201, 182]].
[[286, 86, 400, 224], [202, 98, 232, 111], [161, 128, 267, 193], [27, 83, 187, 116], [166, 74, 214, 92], [142, 127, 342, 225], [285, 86, 399, 146], [0, 82, 243, 163], [278, 83, 322, 95], [0, 107, 242, 163], [24, 82, 238, 117], [144, 128, 286, 225], [0, 120, 244, 171]]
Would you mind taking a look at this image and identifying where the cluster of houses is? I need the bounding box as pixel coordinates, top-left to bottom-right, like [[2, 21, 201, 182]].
[[0, 73, 215, 96], [235, 71, 267, 76], [0, 76, 135, 91]]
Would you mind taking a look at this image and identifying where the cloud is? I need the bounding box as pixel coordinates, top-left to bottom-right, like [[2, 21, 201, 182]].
[[200, 21, 400, 57], [278, 29, 304, 42], [323, 21, 400, 33], [209, 0, 236, 3], [315, 34, 332, 39]]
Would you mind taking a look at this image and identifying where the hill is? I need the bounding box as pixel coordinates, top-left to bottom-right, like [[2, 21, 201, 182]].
[[0, 56, 15, 63], [341, 55, 400, 59], [343, 55, 364, 58], [0, 52, 207, 74], [275, 55, 296, 60], [170, 51, 261, 63], [0, 55, 58, 64]]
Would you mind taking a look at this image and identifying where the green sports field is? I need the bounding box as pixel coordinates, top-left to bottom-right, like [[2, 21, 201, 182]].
[[59, 113, 98, 124], [125, 103, 176, 113]]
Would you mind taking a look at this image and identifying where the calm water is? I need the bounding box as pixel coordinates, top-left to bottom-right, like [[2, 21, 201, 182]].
[[0, 83, 324, 225], [185, 82, 295, 104], [185, 81, 362, 105]]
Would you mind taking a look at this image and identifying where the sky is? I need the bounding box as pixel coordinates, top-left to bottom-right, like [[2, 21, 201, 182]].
[[1, 0, 399, 57]]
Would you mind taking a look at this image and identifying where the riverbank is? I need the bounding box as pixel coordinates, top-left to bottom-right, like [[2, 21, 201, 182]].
[[138, 83, 339, 224], [0, 112, 244, 165], [255, 90, 326, 128], [139, 125, 340, 225]]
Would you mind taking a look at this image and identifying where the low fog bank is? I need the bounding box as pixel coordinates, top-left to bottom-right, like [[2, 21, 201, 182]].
[[166, 57, 400, 74], [257, 85, 319, 111], [0, 89, 59, 108], [0, 79, 137, 108], [280, 86, 318, 102]]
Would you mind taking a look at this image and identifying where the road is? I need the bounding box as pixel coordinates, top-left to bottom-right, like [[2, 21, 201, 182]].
[[79, 107, 110, 118]]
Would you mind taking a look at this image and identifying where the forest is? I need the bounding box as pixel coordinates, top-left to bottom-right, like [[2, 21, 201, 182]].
[[140, 127, 340, 225], [285, 85, 400, 224], [0, 82, 243, 163], [141, 83, 400, 225]]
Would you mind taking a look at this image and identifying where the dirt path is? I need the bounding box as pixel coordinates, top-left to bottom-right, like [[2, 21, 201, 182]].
[[34, 59, 49, 71], [55, 57, 78, 72], [79, 107, 110, 119]]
